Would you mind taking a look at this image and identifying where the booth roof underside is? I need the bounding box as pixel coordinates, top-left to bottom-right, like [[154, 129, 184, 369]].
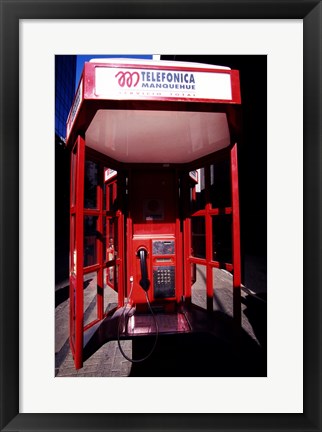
[[66, 59, 241, 164]]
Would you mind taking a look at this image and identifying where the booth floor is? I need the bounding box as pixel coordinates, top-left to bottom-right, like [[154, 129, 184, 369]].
[[55, 257, 266, 377]]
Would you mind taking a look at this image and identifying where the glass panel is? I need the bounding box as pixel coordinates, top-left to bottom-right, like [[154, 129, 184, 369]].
[[212, 267, 233, 316], [103, 183, 107, 211], [71, 146, 77, 206], [70, 215, 76, 274], [69, 274, 76, 345], [84, 216, 98, 267], [212, 215, 232, 263], [109, 184, 115, 210], [83, 271, 97, 327], [104, 181, 117, 212], [84, 160, 98, 208], [191, 217, 206, 259], [104, 267, 118, 312], [104, 167, 118, 211], [104, 263, 119, 291], [105, 263, 115, 289], [190, 168, 206, 212], [191, 264, 207, 309], [210, 158, 231, 209], [104, 217, 118, 263]]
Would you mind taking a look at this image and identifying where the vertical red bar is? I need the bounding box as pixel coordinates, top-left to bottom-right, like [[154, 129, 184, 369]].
[[230, 70, 241, 104], [175, 170, 183, 303], [182, 172, 192, 303], [192, 186, 196, 201], [74, 135, 85, 369], [117, 211, 125, 308], [230, 143, 242, 328], [97, 163, 104, 320], [206, 264, 213, 311], [116, 173, 125, 308], [205, 167, 213, 311], [176, 217, 183, 303], [184, 218, 192, 302], [125, 169, 133, 305], [69, 144, 76, 354], [126, 214, 133, 304]]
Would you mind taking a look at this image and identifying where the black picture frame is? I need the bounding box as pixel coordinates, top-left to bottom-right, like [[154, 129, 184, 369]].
[[1, 1, 321, 431]]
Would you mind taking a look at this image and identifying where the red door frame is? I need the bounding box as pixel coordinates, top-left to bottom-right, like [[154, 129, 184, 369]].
[[182, 144, 241, 324], [69, 138, 125, 369], [230, 143, 241, 327], [69, 135, 85, 370]]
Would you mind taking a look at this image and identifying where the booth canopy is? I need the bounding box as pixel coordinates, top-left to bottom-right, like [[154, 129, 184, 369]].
[[66, 58, 241, 164]]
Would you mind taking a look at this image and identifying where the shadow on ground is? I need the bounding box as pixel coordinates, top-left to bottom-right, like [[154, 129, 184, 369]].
[[82, 307, 266, 377], [55, 279, 92, 308], [242, 293, 267, 355], [129, 325, 266, 377]]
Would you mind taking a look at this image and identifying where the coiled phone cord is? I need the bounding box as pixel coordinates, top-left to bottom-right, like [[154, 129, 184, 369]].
[[117, 276, 159, 363]]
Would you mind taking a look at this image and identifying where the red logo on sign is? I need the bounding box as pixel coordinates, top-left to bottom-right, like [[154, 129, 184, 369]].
[[115, 71, 140, 88]]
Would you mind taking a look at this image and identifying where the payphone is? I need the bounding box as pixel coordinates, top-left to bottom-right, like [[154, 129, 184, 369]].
[[134, 238, 176, 299]]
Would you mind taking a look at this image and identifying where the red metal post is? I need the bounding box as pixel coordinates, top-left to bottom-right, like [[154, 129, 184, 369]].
[[175, 170, 183, 303], [230, 143, 241, 328], [126, 214, 133, 305], [116, 173, 125, 308], [74, 135, 85, 369], [117, 211, 125, 308], [176, 216, 183, 303], [125, 168, 133, 306], [184, 218, 192, 303], [182, 171, 192, 303], [97, 163, 104, 320], [69, 144, 77, 355], [205, 166, 214, 311], [192, 187, 196, 201]]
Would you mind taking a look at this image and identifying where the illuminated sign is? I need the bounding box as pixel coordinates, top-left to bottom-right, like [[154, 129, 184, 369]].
[[95, 67, 232, 101]]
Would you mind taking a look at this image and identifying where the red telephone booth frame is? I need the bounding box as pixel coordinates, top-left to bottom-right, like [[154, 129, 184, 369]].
[[67, 59, 242, 369]]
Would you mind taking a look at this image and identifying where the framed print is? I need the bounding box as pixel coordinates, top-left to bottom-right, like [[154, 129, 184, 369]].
[[1, 0, 321, 431]]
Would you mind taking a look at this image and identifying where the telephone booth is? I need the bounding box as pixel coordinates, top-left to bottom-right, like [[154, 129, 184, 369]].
[[66, 58, 242, 369]]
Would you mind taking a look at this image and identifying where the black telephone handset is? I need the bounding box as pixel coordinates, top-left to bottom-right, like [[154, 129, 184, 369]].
[[137, 248, 150, 291]]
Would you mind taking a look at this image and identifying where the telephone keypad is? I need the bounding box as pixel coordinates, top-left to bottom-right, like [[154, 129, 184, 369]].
[[153, 266, 175, 298]]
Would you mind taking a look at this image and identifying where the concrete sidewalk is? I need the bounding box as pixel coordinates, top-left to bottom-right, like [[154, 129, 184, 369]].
[[55, 258, 266, 377]]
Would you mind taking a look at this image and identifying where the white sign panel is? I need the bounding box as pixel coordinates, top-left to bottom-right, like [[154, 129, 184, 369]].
[[66, 79, 83, 138], [95, 67, 232, 101]]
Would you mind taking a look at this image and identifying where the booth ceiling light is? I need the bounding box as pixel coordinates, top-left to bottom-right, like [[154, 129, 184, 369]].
[[85, 109, 230, 164]]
